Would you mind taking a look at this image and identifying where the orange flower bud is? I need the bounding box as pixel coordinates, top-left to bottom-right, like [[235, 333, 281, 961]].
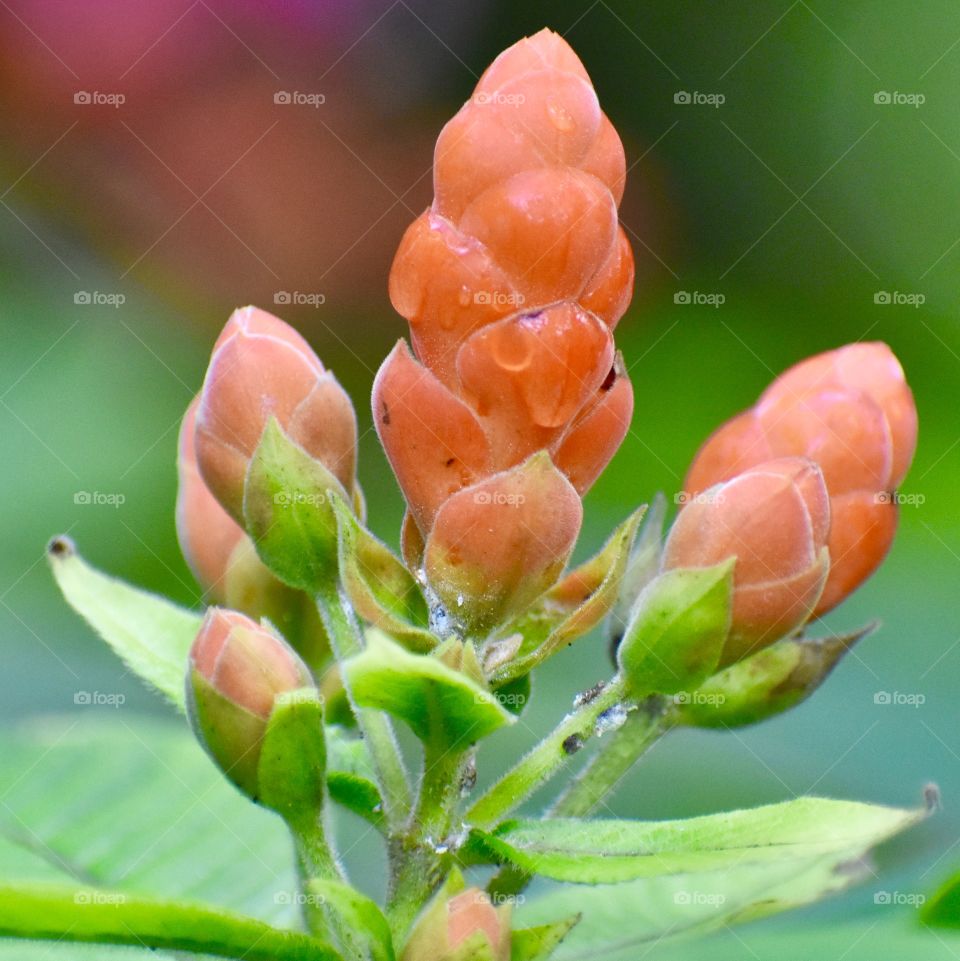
[[378, 31, 635, 627], [424, 453, 582, 634], [187, 608, 314, 796], [195, 306, 357, 522], [401, 886, 510, 961], [664, 458, 830, 665], [176, 396, 243, 602], [684, 343, 917, 614]]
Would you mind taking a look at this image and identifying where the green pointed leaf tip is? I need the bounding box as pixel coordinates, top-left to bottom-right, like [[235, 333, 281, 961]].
[[677, 624, 875, 729], [510, 917, 581, 961], [325, 726, 384, 827], [617, 561, 734, 697], [473, 797, 925, 885], [343, 630, 514, 747], [491, 507, 645, 684], [332, 496, 434, 652], [243, 418, 346, 592], [47, 537, 201, 709]]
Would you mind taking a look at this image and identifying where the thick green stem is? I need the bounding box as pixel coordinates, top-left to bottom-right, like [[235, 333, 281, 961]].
[[465, 677, 627, 830], [548, 699, 670, 818], [290, 816, 342, 938], [387, 739, 470, 940], [316, 586, 411, 831]]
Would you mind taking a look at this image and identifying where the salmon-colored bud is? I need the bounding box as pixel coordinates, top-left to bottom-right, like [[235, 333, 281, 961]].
[[456, 303, 614, 462], [424, 453, 582, 634], [554, 358, 634, 494], [176, 396, 244, 601], [382, 30, 634, 620], [580, 226, 635, 329], [458, 168, 617, 306], [389, 211, 521, 384], [373, 341, 491, 534], [665, 458, 830, 665], [684, 343, 917, 615], [402, 885, 510, 961], [446, 890, 510, 958], [815, 490, 897, 615], [195, 306, 357, 521], [187, 608, 313, 796]]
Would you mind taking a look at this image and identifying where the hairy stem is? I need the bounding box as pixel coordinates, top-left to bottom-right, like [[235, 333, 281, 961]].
[[547, 698, 671, 817], [387, 741, 469, 940], [316, 585, 411, 832], [465, 677, 627, 830], [289, 815, 343, 939]]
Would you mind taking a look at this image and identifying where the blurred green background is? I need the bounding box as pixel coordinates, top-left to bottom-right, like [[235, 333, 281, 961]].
[[1, 0, 959, 957]]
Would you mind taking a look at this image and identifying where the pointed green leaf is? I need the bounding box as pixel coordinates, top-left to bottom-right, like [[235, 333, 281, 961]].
[[473, 797, 924, 884], [0, 882, 338, 961], [342, 629, 514, 747], [332, 496, 434, 653], [244, 418, 346, 592], [511, 916, 580, 961], [606, 493, 667, 652], [490, 509, 644, 684], [617, 561, 734, 697], [47, 537, 201, 709], [307, 880, 394, 961], [677, 623, 875, 728]]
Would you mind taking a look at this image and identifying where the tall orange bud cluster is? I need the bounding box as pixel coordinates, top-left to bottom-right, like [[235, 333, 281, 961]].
[[685, 343, 917, 616], [375, 29, 634, 633]]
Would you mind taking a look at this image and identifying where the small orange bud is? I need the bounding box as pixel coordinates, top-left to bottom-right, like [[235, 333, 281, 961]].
[[401, 885, 510, 961], [446, 890, 510, 959], [195, 306, 357, 522], [684, 343, 917, 614], [424, 453, 583, 634], [187, 608, 313, 797], [665, 458, 830, 664]]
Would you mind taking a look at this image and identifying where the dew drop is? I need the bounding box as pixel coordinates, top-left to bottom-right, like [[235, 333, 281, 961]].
[[594, 703, 628, 737], [457, 285, 472, 307], [547, 96, 575, 132]]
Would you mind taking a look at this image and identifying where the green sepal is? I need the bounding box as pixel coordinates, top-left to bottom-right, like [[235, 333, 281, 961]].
[[332, 495, 434, 652], [510, 916, 580, 961], [256, 688, 327, 818], [186, 667, 266, 798], [606, 493, 666, 654], [676, 623, 875, 728], [489, 508, 644, 684], [342, 629, 514, 748], [307, 879, 395, 961], [326, 726, 384, 829], [617, 560, 734, 697], [243, 418, 346, 592]]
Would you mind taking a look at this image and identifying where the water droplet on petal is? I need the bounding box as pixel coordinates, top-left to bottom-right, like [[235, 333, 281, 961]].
[[547, 96, 575, 132]]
